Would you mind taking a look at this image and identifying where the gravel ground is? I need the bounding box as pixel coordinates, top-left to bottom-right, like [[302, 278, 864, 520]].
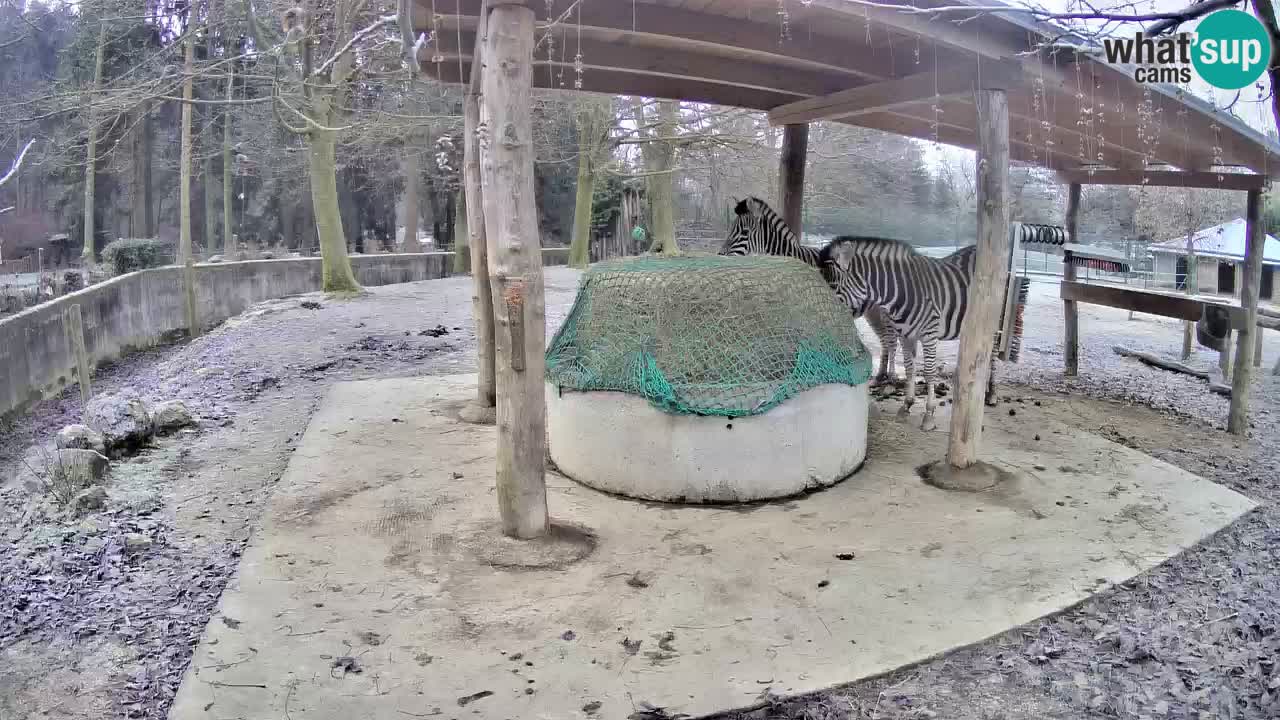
[[2, 270, 1278, 720], [725, 279, 1280, 720], [0, 269, 585, 720]]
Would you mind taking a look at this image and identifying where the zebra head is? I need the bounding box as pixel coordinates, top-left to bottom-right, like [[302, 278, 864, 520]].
[[719, 196, 774, 256], [818, 238, 873, 318]]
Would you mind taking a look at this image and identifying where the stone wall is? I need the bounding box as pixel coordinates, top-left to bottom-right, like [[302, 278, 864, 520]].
[[1, 249, 572, 419]]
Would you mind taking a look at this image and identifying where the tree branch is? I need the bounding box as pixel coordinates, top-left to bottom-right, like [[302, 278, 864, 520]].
[[1252, 0, 1280, 132], [0, 138, 34, 188], [313, 14, 398, 78]]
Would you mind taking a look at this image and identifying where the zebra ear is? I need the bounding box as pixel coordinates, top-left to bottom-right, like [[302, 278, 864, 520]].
[[733, 197, 750, 216]]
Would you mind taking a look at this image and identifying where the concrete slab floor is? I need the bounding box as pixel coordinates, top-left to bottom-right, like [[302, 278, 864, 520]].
[[169, 375, 1256, 720]]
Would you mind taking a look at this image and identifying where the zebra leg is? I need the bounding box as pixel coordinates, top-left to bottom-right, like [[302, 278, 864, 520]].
[[897, 337, 917, 418], [921, 339, 940, 431], [868, 308, 897, 386]]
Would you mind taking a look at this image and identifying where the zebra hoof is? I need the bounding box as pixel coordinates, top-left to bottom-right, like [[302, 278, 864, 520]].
[[984, 396, 998, 407]]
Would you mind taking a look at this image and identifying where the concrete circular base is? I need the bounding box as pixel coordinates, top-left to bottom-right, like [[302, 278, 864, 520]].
[[546, 382, 869, 503]]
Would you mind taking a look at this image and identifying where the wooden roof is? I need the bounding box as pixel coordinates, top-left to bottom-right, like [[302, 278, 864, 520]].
[[415, 0, 1280, 178]]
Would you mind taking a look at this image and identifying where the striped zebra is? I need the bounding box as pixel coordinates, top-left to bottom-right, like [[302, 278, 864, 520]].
[[818, 236, 999, 431], [719, 197, 905, 387]]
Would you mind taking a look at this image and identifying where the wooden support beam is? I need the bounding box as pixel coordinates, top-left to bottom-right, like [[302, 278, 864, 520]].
[[479, 2, 548, 538], [767, 59, 1022, 126], [947, 88, 1011, 470], [437, 30, 854, 100], [431, 61, 798, 113], [1063, 184, 1081, 376], [778, 124, 808, 235], [1056, 169, 1269, 192], [1061, 281, 1206, 321], [1228, 189, 1265, 434], [436, 0, 917, 83]]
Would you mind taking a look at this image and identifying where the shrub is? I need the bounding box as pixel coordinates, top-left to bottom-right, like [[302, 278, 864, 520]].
[[101, 238, 171, 275]]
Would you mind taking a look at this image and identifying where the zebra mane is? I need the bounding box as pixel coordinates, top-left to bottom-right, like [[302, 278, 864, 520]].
[[819, 235, 975, 269]]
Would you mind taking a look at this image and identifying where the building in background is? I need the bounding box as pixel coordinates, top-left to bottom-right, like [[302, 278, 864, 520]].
[[1149, 219, 1279, 300]]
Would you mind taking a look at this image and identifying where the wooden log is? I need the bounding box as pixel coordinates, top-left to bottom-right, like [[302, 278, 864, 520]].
[[1228, 189, 1265, 434], [947, 88, 1010, 470], [63, 304, 92, 414], [1063, 183, 1081, 376], [777, 123, 808, 235], [479, 2, 549, 539], [464, 90, 496, 414], [1112, 345, 1208, 379]]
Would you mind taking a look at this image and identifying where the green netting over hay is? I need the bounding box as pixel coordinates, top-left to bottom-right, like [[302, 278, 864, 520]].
[[545, 254, 873, 417]]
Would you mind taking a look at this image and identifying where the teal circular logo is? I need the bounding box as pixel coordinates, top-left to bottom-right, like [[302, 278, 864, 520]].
[[1192, 9, 1272, 90]]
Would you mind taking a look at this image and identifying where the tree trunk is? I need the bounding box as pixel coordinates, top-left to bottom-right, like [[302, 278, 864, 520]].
[[223, 64, 235, 255], [479, 4, 548, 539], [82, 19, 108, 263], [180, 29, 198, 334], [453, 189, 470, 273], [179, 29, 195, 265], [131, 105, 155, 238], [401, 152, 421, 252], [308, 130, 361, 293], [568, 137, 594, 267], [648, 101, 679, 255]]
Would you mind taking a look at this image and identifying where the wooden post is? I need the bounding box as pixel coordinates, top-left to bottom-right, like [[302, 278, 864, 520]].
[[778, 123, 809, 235], [64, 304, 92, 413], [1228, 189, 1265, 434], [1219, 328, 1232, 379], [183, 257, 198, 337], [463, 92, 496, 414], [1255, 327, 1264, 367], [479, 1, 549, 539], [946, 88, 1011, 470], [1063, 183, 1081, 376]]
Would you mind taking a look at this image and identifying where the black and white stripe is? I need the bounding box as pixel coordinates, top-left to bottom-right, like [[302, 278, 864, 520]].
[[719, 197, 904, 386], [818, 236, 998, 430]]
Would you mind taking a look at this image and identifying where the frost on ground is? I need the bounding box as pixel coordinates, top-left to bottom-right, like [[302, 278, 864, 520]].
[[0, 269, 584, 720], [2, 271, 1278, 720], [730, 280, 1280, 720]]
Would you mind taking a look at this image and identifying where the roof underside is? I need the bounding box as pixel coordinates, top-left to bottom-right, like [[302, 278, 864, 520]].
[[415, 0, 1280, 178]]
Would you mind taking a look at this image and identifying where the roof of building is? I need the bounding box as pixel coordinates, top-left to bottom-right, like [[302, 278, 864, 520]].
[[1150, 219, 1280, 263], [419, 0, 1280, 176]]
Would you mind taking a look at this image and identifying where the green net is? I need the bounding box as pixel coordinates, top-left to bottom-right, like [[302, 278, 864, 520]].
[[545, 254, 873, 417]]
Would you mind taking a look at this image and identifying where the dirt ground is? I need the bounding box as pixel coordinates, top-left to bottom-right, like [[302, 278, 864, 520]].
[[1, 270, 1278, 720]]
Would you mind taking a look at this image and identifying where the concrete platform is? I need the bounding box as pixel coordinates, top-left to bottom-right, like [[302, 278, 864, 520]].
[[170, 374, 1256, 720]]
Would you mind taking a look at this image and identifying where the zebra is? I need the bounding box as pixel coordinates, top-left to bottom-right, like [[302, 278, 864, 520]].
[[719, 197, 906, 388], [817, 236, 1000, 431]]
